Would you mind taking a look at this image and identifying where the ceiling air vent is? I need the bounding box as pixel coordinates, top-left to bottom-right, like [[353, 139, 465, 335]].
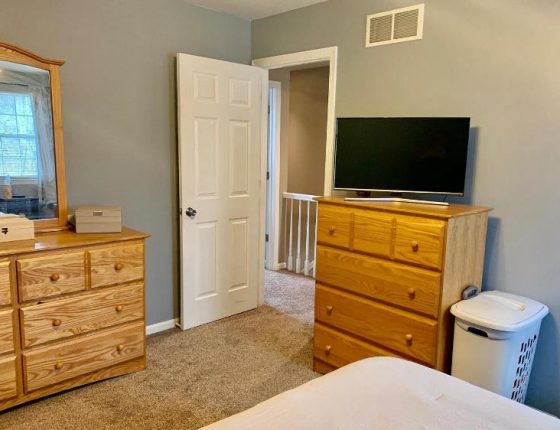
[[366, 4, 424, 48]]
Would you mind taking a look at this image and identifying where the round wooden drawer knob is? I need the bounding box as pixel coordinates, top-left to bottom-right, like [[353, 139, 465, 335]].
[[52, 319, 62, 327], [326, 305, 334, 315], [325, 345, 332, 355], [116, 344, 125, 352], [54, 362, 63, 370], [114, 262, 124, 271], [328, 226, 336, 235], [405, 334, 413, 345], [411, 241, 419, 252], [115, 305, 124, 312], [407, 288, 416, 299], [50, 273, 60, 282]]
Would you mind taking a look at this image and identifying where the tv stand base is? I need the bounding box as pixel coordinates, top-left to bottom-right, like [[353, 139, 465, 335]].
[[344, 197, 449, 207]]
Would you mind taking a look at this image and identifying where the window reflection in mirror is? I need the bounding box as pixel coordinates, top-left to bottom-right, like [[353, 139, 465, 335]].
[[0, 60, 58, 220]]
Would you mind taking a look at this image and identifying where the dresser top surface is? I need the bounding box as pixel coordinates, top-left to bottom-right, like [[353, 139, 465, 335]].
[[0, 226, 149, 257], [316, 197, 492, 219]]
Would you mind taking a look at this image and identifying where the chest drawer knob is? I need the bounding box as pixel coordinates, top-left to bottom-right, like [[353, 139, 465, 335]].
[[411, 241, 419, 252], [116, 344, 125, 353], [114, 262, 124, 271], [52, 319, 62, 327], [115, 305, 124, 312], [407, 288, 416, 299], [54, 362, 63, 370], [325, 345, 332, 355], [50, 273, 60, 282], [328, 226, 336, 235], [326, 305, 334, 315], [405, 334, 413, 345]]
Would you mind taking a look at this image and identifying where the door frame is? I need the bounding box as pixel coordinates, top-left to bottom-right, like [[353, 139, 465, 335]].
[[265, 81, 282, 271], [253, 47, 338, 305]]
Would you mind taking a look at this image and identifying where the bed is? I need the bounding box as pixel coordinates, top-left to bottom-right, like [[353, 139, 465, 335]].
[[201, 357, 560, 430]]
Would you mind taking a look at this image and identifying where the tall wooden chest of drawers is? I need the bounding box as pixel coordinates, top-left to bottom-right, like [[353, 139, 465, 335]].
[[0, 227, 149, 411], [313, 197, 491, 374]]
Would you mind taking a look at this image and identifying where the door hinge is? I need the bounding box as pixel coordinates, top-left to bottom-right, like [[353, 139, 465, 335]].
[[266, 171, 270, 180], [268, 105, 270, 114], [265, 234, 269, 242]]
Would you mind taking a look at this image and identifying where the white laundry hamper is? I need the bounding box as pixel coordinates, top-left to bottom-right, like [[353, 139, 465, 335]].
[[450, 291, 548, 403]]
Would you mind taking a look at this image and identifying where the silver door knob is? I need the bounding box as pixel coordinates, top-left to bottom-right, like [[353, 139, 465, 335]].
[[185, 207, 197, 218]]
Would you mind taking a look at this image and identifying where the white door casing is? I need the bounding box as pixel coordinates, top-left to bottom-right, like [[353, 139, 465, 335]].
[[177, 53, 268, 329]]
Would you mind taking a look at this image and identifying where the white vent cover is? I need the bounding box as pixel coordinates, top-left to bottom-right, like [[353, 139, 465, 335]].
[[366, 4, 424, 47]]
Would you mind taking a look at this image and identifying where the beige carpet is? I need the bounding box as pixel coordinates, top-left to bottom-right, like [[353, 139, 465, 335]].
[[0, 270, 318, 429]]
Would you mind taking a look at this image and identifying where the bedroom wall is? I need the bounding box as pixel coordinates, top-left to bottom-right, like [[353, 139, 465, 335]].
[[0, 0, 251, 325], [253, 0, 560, 416]]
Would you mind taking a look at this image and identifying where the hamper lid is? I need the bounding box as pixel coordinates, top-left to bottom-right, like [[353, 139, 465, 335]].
[[451, 290, 549, 332]]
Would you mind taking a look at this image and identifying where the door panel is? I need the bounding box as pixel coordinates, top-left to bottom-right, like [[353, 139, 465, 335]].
[[178, 53, 267, 329]]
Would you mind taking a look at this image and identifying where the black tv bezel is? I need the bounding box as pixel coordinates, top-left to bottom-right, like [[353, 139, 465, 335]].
[[333, 117, 471, 196]]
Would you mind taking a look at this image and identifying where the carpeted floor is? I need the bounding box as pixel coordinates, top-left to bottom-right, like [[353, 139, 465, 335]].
[[0, 270, 318, 430]]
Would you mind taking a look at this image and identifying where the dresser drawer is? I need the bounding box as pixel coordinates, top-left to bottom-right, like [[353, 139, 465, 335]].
[[352, 209, 393, 258], [17, 251, 86, 302], [0, 355, 17, 401], [0, 260, 10, 306], [314, 323, 401, 369], [317, 205, 351, 249], [315, 284, 437, 364], [0, 309, 14, 355], [316, 246, 441, 318], [21, 282, 144, 348], [23, 321, 145, 392], [89, 242, 144, 288], [394, 217, 446, 270]]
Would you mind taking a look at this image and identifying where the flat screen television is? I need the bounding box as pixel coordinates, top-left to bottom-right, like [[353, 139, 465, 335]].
[[334, 117, 471, 196]]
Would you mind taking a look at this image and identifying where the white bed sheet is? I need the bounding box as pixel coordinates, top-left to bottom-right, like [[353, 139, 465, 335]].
[[201, 357, 560, 430]]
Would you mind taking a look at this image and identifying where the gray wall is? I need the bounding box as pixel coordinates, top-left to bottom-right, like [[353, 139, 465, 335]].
[[0, 0, 251, 325], [253, 0, 560, 416]]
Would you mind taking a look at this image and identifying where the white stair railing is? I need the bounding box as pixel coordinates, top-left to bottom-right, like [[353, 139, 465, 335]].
[[283, 192, 319, 278]]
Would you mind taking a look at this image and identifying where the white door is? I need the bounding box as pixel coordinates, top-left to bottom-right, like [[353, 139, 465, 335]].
[[177, 53, 268, 330]]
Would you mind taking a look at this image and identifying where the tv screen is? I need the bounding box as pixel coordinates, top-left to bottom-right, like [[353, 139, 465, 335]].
[[334, 117, 471, 195]]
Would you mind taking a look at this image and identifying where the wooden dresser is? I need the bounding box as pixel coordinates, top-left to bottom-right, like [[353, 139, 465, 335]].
[[313, 197, 491, 374], [0, 227, 149, 411]]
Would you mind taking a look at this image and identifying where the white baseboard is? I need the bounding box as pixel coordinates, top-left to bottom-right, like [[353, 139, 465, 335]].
[[146, 318, 179, 335]]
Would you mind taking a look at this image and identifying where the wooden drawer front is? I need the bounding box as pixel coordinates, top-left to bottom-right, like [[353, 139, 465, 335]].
[[89, 242, 144, 288], [23, 321, 144, 392], [315, 284, 437, 364], [317, 205, 351, 249], [394, 217, 445, 270], [0, 309, 14, 355], [18, 251, 86, 302], [0, 356, 17, 401], [21, 282, 144, 348], [352, 209, 393, 258], [0, 261, 10, 306], [316, 246, 441, 318], [314, 323, 401, 369]]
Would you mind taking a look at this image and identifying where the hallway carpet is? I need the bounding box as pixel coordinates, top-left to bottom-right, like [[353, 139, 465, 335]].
[[0, 271, 318, 429]]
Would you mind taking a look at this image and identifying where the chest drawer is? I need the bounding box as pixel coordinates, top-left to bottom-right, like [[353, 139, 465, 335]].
[[394, 217, 445, 270], [23, 320, 145, 392], [314, 323, 402, 369], [0, 261, 10, 306], [317, 205, 351, 249], [0, 309, 14, 355], [89, 242, 144, 288], [21, 282, 144, 348], [0, 355, 17, 401], [17, 251, 86, 302], [316, 246, 441, 318], [315, 284, 437, 365], [352, 209, 393, 258]]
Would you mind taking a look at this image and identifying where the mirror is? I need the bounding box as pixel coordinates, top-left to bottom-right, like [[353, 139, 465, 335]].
[[0, 42, 67, 231]]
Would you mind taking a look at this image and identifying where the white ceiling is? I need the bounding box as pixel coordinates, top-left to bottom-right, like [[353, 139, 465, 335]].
[[186, 0, 328, 20]]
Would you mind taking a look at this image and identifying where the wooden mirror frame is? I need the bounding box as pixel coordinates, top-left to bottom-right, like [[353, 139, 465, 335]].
[[0, 42, 68, 232]]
